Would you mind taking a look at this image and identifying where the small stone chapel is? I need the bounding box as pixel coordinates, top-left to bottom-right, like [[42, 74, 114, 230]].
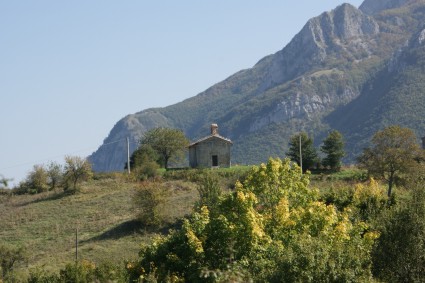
[[189, 124, 233, 168]]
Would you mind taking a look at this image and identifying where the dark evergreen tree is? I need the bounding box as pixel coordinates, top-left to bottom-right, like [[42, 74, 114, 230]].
[[321, 130, 345, 171], [287, 132, 318, 172]]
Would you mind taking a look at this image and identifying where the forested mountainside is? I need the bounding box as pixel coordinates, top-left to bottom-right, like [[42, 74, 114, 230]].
[[90, 0, 425, 172]]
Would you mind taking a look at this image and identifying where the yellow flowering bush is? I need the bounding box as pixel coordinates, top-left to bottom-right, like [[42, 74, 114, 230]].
[[130, 158, 378, 282]]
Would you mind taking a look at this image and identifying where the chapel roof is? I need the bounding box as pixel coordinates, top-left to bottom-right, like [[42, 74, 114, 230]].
[[189, 134, 233, 147]]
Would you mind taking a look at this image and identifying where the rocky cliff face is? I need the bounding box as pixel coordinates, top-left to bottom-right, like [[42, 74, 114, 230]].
[[89, 0, 425, 171], [245, 4, 379, 132], [259, 4, 379, 91]]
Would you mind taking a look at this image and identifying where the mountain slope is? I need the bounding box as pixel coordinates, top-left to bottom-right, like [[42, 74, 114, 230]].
[[360, 0, 415, 14], [90, 0, 425, 171], [328, 25, 425, 160]]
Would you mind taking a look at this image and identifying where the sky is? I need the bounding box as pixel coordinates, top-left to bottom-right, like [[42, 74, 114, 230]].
[[0, 0, 364, 186]]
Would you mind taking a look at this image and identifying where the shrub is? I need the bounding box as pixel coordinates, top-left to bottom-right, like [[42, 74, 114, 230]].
[[129, 158, 378, 282], [0, 244, 26, 282], [372, 184, 425, 282], [134, 181, 169, 227], [27, 261, 127, 283], [196, 173, 222, 213], [27, 268, 60, 283], [133, 160, 160, 181], [26, 165, 49, 194]]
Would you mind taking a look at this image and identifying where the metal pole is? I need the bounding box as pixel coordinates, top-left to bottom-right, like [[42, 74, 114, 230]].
[[299, 134, 303, 174], [127, 137, 131, 174], [75, 226, 78, 264]]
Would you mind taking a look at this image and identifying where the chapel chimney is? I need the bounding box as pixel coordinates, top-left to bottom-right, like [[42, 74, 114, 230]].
[[211, 123, 218, 135]]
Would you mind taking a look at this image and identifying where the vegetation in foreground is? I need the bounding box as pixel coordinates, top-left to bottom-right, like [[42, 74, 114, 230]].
[[1, 125, 425, 282], [2, 160, 424, 282]]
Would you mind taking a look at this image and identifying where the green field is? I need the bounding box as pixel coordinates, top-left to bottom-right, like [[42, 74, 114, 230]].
[[0, 173, 199, 277]]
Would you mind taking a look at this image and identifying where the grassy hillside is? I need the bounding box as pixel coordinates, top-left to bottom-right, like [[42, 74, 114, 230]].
[[3, 163, 424, 282], [0, 173, 199, 277]]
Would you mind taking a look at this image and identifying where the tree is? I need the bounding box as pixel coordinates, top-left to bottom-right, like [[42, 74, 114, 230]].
[[126, 144, 159, 170], [26, 164, 49, 193], [140, 128, 189, 169], [47, 161, 63, 190], [0, 174, 10, 188], [125, 144, 160, 180], [357, 125, 423, 197], [63, 156, 93, 192], [287, 132, 318, 171], [321, 130, 345, 171]]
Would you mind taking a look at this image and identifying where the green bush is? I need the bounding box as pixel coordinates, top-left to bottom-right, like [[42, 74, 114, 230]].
[[27, 268, 60, 283], [128, 158, 378, 282], [372, 184, 425, 282], [321, 179, 389, 221], [133, 160, 160, 181], [134, 181, 169, 227], [196, 173, 222, 214], [0, 244, 26, 282], [27, 261, 127, 283]]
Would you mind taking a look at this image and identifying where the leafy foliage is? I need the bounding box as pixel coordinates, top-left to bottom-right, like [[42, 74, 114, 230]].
[[196, 173, 222, 214], [140, 128, 189, 169], [372, 183, 425, 282], [128, 158, 378, 282], [28, 260, 127, 283], [321, 178, 389, 221], [134, 181, 169, 227], [26, 165, 49, 194], [46, 161, 63, 190], [0, 244, 26, 282], [127, 144, 158, 168], [357, 125, 423, 197], [126, 144, 160, 181], [63, 156, 93, 192], [0, 174, 10, 188]]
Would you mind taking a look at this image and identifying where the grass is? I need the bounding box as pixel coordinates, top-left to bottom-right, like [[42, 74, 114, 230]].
[[0, 173, 199, 278], [0, 165, 392, 280]]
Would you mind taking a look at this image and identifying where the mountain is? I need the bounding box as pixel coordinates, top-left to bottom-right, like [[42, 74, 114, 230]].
[[90, 0, 425, 172], [360, 0, 412, 15], [328, 23, 425, 160]]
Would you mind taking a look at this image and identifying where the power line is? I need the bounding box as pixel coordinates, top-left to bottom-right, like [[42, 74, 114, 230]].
[[0, 138, 135, 171]]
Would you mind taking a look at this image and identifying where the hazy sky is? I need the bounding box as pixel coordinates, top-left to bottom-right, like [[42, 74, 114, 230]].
[[0, 0, 364, 186]]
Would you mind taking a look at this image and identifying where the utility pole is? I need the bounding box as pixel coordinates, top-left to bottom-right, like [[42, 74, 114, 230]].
[[299, 134, 303, 175], [75, 226, 78, 264], [127, 137, 131, 174]]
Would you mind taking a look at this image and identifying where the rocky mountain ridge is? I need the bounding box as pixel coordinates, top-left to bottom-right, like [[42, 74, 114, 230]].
[[90, 0, 425, 172]]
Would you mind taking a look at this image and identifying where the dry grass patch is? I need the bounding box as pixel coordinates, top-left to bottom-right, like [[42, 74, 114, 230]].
[[0, 175, 199, 278]]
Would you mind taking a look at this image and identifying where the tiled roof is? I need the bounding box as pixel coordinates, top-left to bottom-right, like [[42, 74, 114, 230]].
[[189, 134, 233, 147]]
